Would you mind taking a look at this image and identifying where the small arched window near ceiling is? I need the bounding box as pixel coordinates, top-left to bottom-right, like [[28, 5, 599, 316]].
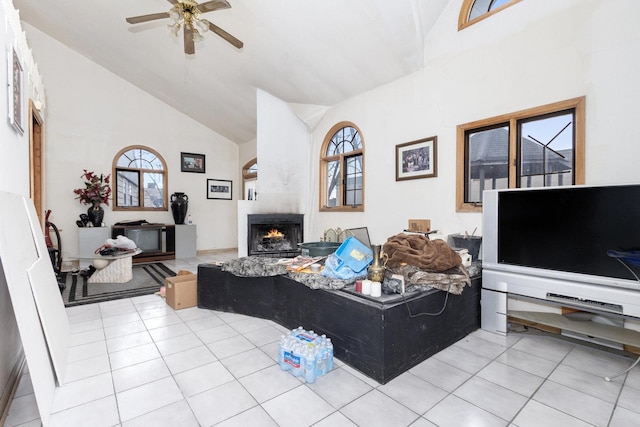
[[242, 158, 258, 200], [112, 145, 168, 211], [320, 122, 364, 212], [459, 0, 522, 30]]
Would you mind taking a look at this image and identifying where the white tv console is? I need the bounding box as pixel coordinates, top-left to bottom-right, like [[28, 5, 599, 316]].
[[481, 267, 640, 353]]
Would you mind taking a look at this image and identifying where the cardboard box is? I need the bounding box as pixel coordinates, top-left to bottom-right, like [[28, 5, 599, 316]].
[[165, 273, 197, 310], [408, 219, 431, 232]]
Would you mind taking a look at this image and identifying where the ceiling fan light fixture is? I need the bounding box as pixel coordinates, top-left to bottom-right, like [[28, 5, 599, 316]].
[[126, 0, 243, 54], [196, 19, 209, 33], [168, 22, 181, 37], [193, 29, 204, 42], [169, 8, 181, 22]]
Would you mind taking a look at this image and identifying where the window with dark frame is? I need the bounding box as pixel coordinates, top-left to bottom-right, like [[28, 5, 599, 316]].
[[464, 124, 510, 204], [456, 97, 585, 212], [320, 123, 364, 212], [112, 146, 168, 211]]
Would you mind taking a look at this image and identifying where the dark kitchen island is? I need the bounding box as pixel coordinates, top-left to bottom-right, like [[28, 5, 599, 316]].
[[197, 263, 481, 384]]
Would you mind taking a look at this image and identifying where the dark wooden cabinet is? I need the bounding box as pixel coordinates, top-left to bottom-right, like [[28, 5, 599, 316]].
[[197, 264, 481, 384]]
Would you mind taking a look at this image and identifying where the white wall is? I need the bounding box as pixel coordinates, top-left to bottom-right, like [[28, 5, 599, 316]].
[[0, 0, 46, 410], [303, 0, 640, 245], [238, 138, 257, 177], [22, 24, 240, 258], [237, 89, 311, 256]]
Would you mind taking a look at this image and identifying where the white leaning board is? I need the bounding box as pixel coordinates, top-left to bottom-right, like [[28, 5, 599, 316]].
[[0, 191, 71, 426]]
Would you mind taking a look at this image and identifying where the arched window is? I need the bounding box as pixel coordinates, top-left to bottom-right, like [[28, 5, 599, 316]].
[[320, 122, 364, 212], [112, 145, 168, 211], [459, 0, 521, 30], [242, 158, 257, 200]]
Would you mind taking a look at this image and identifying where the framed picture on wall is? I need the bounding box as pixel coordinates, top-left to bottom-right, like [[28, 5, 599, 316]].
[[395, 136, 437, 181], [181, 152, 206, 173], [7, 46, 24, 135], [207, 179, 232, 200]]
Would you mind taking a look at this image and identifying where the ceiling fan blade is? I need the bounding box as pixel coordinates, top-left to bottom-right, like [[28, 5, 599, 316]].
[[197, 0, 231, 13], [206, 20, 244, 49], [126, 12, 170, 24], [166, 0, 179, 5], [184, 26, 195, 55]]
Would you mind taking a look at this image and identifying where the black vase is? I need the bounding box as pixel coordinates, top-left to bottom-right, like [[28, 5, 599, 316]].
[[170, 192, 189, 224], [87, 203, 104, 227]]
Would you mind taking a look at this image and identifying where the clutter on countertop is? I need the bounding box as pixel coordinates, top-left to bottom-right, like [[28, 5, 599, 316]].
[[216, 231, 479, 295], [384, 233, 461, 271]]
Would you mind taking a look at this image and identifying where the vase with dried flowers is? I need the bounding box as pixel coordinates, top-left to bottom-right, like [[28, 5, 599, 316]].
[[73, 169, 111, 227]]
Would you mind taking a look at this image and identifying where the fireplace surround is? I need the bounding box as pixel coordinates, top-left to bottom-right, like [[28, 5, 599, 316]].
[[247, 213, 304, 257]]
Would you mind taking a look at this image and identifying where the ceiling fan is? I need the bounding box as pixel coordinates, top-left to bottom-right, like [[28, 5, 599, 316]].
[[125, 0, 243, 55]]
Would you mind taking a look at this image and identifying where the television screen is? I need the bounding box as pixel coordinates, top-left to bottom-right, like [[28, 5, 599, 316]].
[[124, 228, 161, 252], [497, 185, 640, 280]]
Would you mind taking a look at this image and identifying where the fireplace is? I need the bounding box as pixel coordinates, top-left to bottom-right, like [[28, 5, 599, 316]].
[[247, 214, 304, 257]]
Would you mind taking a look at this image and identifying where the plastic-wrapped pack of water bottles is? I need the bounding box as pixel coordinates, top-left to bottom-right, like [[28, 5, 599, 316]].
[[277, 326, 334, 384]]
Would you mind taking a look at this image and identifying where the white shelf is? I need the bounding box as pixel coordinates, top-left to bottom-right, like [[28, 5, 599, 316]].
[[175, 224, 197, 258], [508, 310, 640, 348], [77, 227, 110, 259]]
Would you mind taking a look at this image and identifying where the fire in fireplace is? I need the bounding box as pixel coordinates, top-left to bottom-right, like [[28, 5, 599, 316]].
[[248, 214, 304, 257]]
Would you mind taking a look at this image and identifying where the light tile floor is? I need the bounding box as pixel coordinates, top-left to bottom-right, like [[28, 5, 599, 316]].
[[5, 250, 640, 426]]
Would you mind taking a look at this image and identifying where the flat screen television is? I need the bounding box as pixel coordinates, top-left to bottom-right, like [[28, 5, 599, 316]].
[[483, 184, 640, 293]]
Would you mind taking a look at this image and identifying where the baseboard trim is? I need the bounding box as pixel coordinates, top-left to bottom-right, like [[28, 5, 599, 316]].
[[0, 351, 26, 426], [196, 248, 237, 256]]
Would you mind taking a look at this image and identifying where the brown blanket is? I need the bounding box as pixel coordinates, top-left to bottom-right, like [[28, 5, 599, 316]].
[[383, 233, 461, 271]]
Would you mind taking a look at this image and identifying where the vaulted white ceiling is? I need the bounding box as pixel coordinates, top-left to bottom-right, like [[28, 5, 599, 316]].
[[13, 0, 449, 144]]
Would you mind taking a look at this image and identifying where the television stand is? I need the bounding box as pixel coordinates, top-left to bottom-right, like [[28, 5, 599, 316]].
[[507, 310, 640, 352], [507, 307, 640, 381], [111, 224, 175, 264]]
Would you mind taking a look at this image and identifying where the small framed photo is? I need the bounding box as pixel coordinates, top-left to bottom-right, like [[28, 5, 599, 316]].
[[396, 136, 437, 181], [181, 152, 206, 173], [207, 179, 232, 200], [7, 46, 23, 135]]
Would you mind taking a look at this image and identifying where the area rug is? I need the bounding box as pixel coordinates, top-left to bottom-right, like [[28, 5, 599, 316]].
[[61, 262, 175, 307]]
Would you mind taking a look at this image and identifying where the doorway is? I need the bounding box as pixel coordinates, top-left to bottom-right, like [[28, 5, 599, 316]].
[[29, 100, 44, 228]]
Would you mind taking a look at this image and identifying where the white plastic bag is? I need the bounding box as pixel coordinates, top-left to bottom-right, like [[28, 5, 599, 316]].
[[105, 235, 137, 250]]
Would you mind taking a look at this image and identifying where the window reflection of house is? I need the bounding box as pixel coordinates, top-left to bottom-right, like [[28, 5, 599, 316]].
[[468, 127, 574, 201], [117, 172, 140, 207], [144, 182, 163, 207]]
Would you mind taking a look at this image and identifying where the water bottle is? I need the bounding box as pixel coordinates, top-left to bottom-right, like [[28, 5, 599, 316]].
[[290, 341, 303, 377], [318, 345, 327, 375], [326, 339, 334, 371], [304, 350, 316, 383]]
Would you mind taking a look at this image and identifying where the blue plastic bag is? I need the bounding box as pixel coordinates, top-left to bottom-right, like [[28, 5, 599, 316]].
[[333, 236, 373, 273], [322, 253, 367, 280], [321, 237, 373, 280]]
